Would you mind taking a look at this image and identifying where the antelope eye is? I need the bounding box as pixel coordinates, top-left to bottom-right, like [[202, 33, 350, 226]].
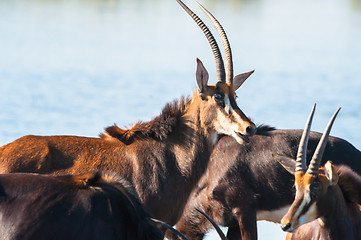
[[309, 182, 321, 198], [213, 93, 223, 101], [310, 182, 320, 191]]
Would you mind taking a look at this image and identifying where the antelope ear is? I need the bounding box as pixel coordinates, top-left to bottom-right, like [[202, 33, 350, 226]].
[[233, 70, 255, 91], [196, 58, 209, 95], [272, 154, 296, 175], [324, 161, 338, 186]]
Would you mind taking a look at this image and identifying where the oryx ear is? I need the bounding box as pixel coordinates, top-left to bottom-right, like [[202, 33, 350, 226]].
[[196, 58, 209, 95], [324, 161, 339, 186], [272, 154, 296, 175], [233, 70, 255, 91]]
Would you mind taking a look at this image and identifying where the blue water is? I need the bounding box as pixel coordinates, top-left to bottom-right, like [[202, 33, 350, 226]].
[[1, 0, 361, 239]]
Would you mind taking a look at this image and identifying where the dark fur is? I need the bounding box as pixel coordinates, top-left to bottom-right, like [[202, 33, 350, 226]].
[[101, 97, 191, 144], [0, 171, 164, 240], [337, 165, 361, 205], [254, 124, 276, 136], [171, 130, 361, 240]]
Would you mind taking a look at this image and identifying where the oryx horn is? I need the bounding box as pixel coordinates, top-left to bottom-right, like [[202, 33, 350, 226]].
[[150, 218, 189, 240], [196, 1, 233, 83], [176, 0, 226, 83], [195, 208, 227, 240], [307, 108, 341, 175], [295, 104, 316, 172]]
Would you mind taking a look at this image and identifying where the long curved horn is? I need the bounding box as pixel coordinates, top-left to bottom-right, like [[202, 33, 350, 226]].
[[295, 104, 316, 172], [307, 108, 341, 175], [196, 2, 233, 84], [195, 209, 227, 240], [150, 218, 189, 240], [176, 0, 226, 83]]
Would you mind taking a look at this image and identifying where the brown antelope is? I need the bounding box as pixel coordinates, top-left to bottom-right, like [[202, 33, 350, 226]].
[[0, 0, 256, 226], [274, 106, 361, 239]]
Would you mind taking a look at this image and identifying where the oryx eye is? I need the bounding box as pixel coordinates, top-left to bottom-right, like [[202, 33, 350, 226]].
[[309, 182, 321, 199], [213, 93, 223, 102]]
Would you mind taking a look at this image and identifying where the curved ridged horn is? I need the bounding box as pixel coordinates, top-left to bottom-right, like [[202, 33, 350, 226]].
[[150, 218, 189, 240], [295, 104, 316, 172], [307, 108, 341, 175], [196, 1, 233, 84], [176, 0, 226, 83], [195, 209, 227, 240]]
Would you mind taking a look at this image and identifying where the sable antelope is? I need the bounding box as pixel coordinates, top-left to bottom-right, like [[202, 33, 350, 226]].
[[171, 106, 361, 240], [0, 171, 188, 240], [274, 107, 361, 239], [0, 0, 256, 226], [0, 171, 230, 240]]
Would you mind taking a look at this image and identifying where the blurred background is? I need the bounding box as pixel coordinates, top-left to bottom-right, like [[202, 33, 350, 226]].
[[0, 0, 361, 239]]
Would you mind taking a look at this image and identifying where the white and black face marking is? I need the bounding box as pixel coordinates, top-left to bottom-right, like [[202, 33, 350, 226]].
[[281, 173, 323, 232], [211, 83, 255, 144], [294, 181, 321, 226]]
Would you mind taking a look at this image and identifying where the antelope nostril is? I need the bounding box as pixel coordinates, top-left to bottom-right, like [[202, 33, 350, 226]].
[[281, 223, 291, 232], [246, 126, 255, 136]]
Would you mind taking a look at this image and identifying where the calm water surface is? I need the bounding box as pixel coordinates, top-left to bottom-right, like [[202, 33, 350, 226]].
[[1, 0, 361, 239]]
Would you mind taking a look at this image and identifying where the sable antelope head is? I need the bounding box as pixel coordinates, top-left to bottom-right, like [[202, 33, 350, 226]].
[[273, 105, 341, 232], [177, 0, 256, 143]]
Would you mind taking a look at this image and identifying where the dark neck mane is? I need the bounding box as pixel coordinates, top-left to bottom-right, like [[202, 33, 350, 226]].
[[337, 165, 361, 205], [100, 98, 275, 144], [255, 124, 276, 136], [324, 165, 361, 238], [100, 96, 191, 144]]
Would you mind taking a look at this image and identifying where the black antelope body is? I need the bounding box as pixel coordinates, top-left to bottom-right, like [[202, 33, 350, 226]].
[[0, 171, 184, 240], [0, 170, 228, 240], [275, 106, 361, 240], [0, 0, 255, 226], [171, 106, 361, 240]]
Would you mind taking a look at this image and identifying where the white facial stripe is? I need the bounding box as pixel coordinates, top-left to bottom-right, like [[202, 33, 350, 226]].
[[213, 93, 248, 145], [292, 186, 321, 228], [216, 111, 235, 134], [229, 101, 245, 125], [215, 109, 245, 145], [294, 190, 311, 219], [299, 202, 317, 225], [224, 95, 233, 114], [298, 215, 306, 225]]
